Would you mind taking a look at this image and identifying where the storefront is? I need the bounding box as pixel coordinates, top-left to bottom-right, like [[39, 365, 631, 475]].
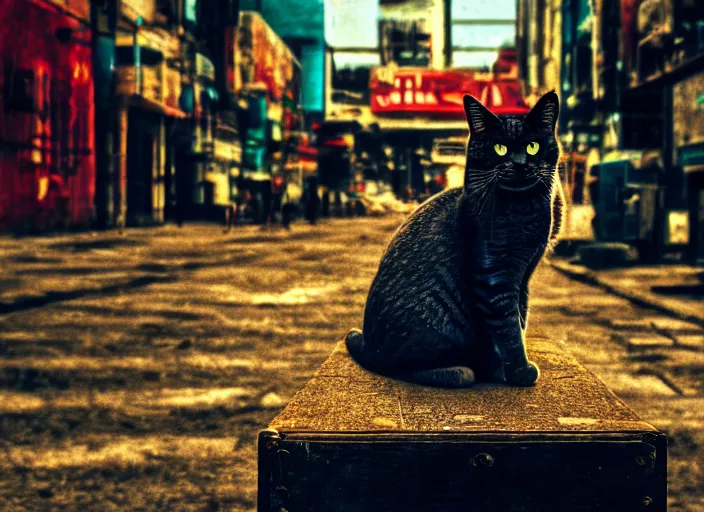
[[674, 71, 704, 263], [0, 0, 95, 232], [370, 65, 530, 198], [114, 23, 185, 226], [207, 121, 242, 220], [230, 11, 303, 222]]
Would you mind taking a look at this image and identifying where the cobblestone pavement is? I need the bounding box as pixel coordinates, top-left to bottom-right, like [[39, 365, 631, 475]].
[[0, 218, 702, 511]]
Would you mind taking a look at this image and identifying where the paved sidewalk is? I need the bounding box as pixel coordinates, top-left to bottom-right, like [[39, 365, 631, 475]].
[[1, 222, 702, 510], [550, 258, 704, 328]]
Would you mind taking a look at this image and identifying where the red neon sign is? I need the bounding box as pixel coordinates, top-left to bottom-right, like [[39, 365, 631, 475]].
[[369, 67, 529, 117]]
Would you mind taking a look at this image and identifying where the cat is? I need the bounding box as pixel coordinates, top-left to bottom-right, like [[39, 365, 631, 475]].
[[345, 91, 565, 388]]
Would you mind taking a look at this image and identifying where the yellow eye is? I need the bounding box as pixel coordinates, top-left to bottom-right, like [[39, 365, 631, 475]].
[[527, 142, 540, 155], [494, 144, 507, 156]]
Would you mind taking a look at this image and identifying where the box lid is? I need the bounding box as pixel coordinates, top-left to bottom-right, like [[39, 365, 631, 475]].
[[269, 337, 657, 435]]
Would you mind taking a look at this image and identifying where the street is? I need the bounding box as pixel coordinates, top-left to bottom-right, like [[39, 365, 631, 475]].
[[1, 217, 703, 511]]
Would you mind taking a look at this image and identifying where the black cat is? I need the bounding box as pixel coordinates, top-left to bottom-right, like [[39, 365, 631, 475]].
[[345, 91, 564, 388]]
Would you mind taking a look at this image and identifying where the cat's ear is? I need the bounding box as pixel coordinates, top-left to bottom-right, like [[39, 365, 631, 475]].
[[463, 95, 502, 137], [525, 90, 559, 133]]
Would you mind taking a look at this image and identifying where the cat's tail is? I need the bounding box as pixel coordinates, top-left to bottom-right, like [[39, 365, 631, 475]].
[[345, 329, 475, 388], [344, 328, 367, 366], [399, 367, 476, 388]]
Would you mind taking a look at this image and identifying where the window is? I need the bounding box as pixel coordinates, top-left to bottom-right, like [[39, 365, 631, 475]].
[[332, 52, 380, 93], [380, 19, 432, 67], [452, 25, 516, 50], [452, 51, 500, 70], [452, 0, 517, 21], [325, 0, 378, 48]]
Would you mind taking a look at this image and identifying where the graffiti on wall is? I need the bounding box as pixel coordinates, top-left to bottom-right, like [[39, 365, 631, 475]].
[[0, 0, 95, 230]]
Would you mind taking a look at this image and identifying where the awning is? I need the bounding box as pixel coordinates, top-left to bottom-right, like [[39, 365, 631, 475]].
[[679, 142, 704, 172], [128, 94, 187, 118], [376, 118, 468, 132]]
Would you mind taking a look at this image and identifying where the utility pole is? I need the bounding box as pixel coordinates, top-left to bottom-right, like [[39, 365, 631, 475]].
[[444, 0, 452, 68], [91, 0, 120, 229]]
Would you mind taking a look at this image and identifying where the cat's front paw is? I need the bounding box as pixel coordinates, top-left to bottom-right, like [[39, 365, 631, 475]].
[[506, 361, 540, 387]]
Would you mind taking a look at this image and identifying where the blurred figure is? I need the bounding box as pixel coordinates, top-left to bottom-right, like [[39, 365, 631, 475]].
[[224, 201, 238, 233], [305, 175, 321, 225]]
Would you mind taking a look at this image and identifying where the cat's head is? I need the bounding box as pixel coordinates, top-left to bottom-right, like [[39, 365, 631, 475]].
[[462, 91, 560, 196]]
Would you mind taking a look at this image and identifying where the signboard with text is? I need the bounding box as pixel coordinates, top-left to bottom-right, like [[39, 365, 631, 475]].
[[369, 67, 529, 117], [233, 12, 300, 103]]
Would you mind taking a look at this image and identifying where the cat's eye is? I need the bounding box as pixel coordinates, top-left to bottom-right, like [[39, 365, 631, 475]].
[[494, 144, 507, 156], [527, 142, 540, 155]]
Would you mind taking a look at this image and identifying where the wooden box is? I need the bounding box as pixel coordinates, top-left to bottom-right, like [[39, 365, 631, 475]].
[[259, 338, 666, 511]]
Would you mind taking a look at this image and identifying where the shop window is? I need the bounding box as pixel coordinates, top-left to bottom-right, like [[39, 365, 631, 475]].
[[332, 52, 379, 102], [4, 67, 35, 113], [380, 20, 432, 68]]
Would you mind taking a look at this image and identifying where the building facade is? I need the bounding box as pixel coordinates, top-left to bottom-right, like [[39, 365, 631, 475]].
[[0, 0, 248, 231], [113, 4, 186, 226], [0, 0, 95, 232], [517, 0, 704, 261]]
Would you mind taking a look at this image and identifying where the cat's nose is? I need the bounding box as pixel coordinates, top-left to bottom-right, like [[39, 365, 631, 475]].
[[510, 152, 527, 165]]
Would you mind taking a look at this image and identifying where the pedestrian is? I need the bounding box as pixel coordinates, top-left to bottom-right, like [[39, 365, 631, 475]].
[[224, 201, 238, 233], [305, 175, 320, 225], [258, 179, 274, 231], [281, 190, 295, 230]]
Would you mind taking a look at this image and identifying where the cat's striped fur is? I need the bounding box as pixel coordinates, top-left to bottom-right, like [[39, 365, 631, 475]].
[[345, 91, 564, 387]]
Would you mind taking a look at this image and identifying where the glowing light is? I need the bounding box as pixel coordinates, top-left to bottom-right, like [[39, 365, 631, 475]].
[[492, 85, 503, 106], [375, 95, 389, 107], [390, 91, 401, 104], [425, 92, 437, 104], [37, 176, 49, 200], [404, 90, 413, 104], [480, 86, 489, 105], [415, 92, 425, 104]]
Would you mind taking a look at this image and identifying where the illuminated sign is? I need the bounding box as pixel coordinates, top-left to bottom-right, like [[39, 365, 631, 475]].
[[184, 0, 197, 23], [369, 68, 529, 116], [666, 210, 689, 245], [234, 12, 300, 103]]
